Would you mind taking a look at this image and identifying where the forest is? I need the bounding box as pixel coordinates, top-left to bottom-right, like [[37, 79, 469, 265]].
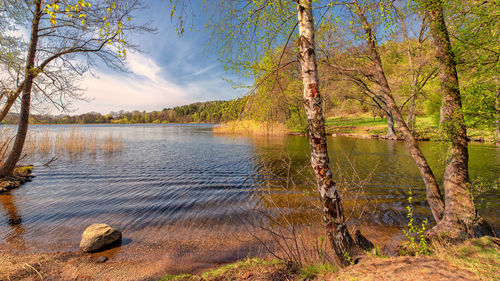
[[2, 99, 246, 124]]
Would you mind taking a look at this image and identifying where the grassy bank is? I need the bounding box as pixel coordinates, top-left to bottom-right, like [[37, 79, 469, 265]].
[[325, 115, 496, 141], [214, 115, 497, 142], [160, 236, 500, 281]]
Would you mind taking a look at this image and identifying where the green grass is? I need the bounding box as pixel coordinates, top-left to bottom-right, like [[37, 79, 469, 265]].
[[433, 236, 500, 280], [325, 114, 497, 141], [159, 258, 285, 281], [325, 115, 438, 131], [299, 262, 338, 280], [325, 115, 388, 128], [158, 258, 342, 281], [201, 258, 282, 280], [159, 273, 196, 281], [325, 114, 404, 136]]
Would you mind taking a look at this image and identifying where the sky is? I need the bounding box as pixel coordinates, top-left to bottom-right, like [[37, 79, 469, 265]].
[[71, 1, 244, 115]]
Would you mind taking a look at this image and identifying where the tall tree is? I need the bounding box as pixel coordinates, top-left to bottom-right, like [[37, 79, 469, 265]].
[[0, 0, 43, 177], [446, 0, 499, 143], [324, 0, 446, 222], [418, 0, 494, 239], [197, 0, 372, 264], [296, 0, 361, 264]]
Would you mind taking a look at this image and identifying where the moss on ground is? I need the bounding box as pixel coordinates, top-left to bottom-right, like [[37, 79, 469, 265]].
[[13, 165, 33, 175], [159, 258, 291, 281]]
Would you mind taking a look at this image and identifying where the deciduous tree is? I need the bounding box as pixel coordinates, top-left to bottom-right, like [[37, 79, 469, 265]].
[[0, 0, 151, 177]]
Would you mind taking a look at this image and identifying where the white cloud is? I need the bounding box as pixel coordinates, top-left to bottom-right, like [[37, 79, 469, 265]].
[[126, 52, 162, 82], [74, 52, 194, 114]]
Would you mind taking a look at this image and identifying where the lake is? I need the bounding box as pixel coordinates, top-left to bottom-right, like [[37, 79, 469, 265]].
[[0, 124, 498, 264]]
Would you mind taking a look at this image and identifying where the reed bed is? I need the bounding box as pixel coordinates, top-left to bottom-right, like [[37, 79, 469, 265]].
[[1, 127, 122, 165], [213, 120, 287, 136]]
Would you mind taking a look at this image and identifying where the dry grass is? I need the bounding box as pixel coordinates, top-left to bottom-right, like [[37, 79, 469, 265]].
[[213, 120, 287, 136], [1, 127, 122, 165], [28, 127, 123, 155], [0, 128, 15, 165]]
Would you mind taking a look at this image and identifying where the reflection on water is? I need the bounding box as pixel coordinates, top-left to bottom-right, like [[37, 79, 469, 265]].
[[0, 124, 498, 255], [0, 194, 26, 250]]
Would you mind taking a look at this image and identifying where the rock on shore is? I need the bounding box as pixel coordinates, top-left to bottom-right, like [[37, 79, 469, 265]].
[[79, 223, 122, 253]]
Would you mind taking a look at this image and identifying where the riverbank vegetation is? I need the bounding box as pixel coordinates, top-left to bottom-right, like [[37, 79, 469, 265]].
[[1, 127, 122, 165], [160, 236, 499, 281]]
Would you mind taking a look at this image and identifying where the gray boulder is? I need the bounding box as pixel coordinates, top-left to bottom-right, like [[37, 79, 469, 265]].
[[80, 223, 122, 252]]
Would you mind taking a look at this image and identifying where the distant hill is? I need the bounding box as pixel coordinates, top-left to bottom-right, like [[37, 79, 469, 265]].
[[3, 99, 247, 125]]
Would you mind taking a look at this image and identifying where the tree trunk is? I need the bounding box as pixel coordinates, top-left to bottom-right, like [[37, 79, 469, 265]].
[[352, 0, 445, 222], [386, 111, 397, 140], [397, 6, 419, 136], [423, 0, 494, 239], [0, 85, 23, 122], [407, 96, 416, 134], [496, 82, 499, 145], [297, 0, 364, 265], [0, 0, 42, 177]]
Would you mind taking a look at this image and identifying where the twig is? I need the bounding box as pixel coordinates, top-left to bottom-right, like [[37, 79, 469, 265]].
[[23, 263, 43, 280]]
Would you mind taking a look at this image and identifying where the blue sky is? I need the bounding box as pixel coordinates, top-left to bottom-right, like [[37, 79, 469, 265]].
[[74, 1, 244, 114]]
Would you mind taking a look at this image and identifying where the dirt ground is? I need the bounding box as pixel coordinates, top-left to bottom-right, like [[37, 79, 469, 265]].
[[330, 255, 480, 281]]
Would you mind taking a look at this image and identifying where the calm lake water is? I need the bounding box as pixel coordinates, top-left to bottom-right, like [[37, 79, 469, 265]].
[[0, 124, 499, 255]]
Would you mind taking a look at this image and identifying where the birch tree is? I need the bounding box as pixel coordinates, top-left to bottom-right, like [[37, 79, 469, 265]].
[[193, 0, 374, 265]]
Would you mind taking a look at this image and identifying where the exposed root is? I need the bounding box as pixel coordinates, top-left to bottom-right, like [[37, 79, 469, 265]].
[[426, 215, 496, 243]]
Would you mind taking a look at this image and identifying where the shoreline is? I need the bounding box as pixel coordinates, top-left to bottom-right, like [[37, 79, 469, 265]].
[[2, 236, 498, 280]]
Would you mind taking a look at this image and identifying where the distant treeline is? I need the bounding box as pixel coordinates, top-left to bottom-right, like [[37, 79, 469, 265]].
[[3, 99, 247, 124]]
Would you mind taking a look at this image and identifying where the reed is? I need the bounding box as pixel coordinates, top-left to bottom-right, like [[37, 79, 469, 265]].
[[213, 120, 287, 136], [0, 128, 15, 165], [45, 127, 122, 154], [1, 127, 122, 165]]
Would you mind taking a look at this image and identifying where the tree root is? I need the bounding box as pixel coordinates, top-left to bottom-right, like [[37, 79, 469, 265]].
[[426, 216, 496, 243]]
